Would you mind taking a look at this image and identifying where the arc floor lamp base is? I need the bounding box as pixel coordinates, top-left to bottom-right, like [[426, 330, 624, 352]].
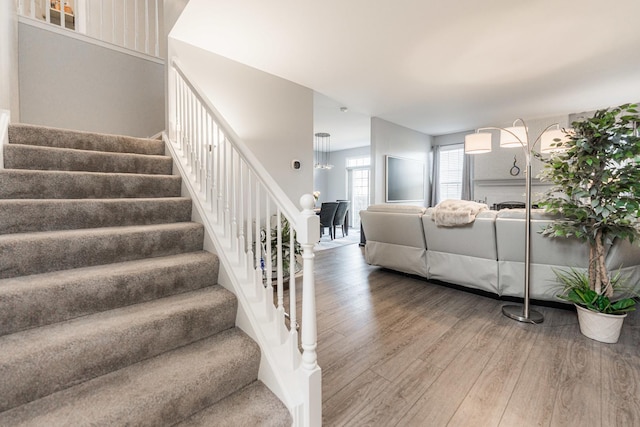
[[502, 304, 544, 324]]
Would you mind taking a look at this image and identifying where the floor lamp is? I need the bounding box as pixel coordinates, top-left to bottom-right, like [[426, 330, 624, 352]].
[[464, 120, 567, 324]]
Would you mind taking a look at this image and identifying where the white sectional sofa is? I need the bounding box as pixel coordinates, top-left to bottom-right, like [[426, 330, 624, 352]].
[[360, 204, 640, 303]]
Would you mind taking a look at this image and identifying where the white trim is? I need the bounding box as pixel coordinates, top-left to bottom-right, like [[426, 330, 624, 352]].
[[0, 110, 10, 170], [18, 15, 164, 65]]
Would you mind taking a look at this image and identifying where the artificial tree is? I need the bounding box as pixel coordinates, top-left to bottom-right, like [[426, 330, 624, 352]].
[[538, 103, 640, 300]]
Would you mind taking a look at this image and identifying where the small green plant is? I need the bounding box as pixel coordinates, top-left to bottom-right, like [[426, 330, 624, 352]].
[[260, 216, 301, 276], [555, 268, 636, 315]]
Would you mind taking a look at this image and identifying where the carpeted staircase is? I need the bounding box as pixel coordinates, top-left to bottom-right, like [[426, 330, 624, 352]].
[[0, 124, 291, 426]]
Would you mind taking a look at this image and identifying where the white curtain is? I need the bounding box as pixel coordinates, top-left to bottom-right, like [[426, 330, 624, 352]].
[[430, 145, 440, 207], [461, 153, 473, 201]]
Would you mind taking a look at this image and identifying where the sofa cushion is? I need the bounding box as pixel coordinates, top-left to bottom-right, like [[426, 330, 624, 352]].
[[360, 210, 426, 249], [365, 241, 428, 278], [496, 208, 589, 300], [423, 208, 498, 259], [360, 208, 428, 278]]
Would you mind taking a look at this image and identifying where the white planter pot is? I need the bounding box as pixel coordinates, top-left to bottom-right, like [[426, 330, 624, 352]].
[[575, 304, 627, 344]]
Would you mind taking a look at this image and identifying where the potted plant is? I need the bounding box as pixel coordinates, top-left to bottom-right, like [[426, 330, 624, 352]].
[[260, 216, 302, 286], [538, 103, 640, 343]]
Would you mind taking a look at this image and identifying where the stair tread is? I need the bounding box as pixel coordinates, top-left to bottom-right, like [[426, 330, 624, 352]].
[[0, 169, 182, 199], [0, 222, 205, 279], [8, 123, 165, 155], [0, 221, 203, 240], [177, 381, 292, 427], [0, 286, 238, 412], [0, 197, 193, 234], [4, 143, 173, 174], [0, 168, 177, 178], [0, 328, 260, 426], [0, 251, 219, 335]]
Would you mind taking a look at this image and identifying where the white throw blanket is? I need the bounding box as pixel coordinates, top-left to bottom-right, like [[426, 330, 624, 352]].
[[433, 200, 488, 227]]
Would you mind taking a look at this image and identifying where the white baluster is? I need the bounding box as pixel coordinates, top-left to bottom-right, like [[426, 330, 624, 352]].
[[144, 0, 149, 55], [133, 0, 138, 52], [264, 198, 274, 321], [276, 209, 284, 311], [237, 159, 245, 265], [232, 150, 238, 253], [245, 169, 254, 280], [288, 222, 299, 367], [217, 129, 224, 225], [154, 0, 159, 57], [254, 183, 263, 294]]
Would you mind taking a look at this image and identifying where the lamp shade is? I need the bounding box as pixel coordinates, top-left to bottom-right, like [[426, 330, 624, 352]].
[[465, 132, 492, 154], [500, 126, 527, 148], [540, 128, 570, 153]]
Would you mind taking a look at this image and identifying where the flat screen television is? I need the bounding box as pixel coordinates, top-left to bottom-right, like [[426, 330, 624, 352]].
[[385, 155, 425, 202]]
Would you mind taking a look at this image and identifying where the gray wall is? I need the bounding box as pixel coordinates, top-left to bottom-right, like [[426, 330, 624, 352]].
[[19, 22, 164, 137], [434, 115, 570, 207], [1, 0, 19, 119], [167, 38, 314, 204], [313, 145, 370, 204], [371, 117, 432, 206]]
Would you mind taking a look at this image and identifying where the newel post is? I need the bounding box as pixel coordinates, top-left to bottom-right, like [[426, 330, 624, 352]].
[[298, 194, 322, 427]]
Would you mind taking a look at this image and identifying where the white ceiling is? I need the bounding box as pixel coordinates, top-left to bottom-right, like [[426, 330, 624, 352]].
[[173, 0, 640, 151]]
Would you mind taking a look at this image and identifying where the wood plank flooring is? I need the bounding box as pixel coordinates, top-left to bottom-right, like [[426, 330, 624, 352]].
[[305, 243, 640, 427]]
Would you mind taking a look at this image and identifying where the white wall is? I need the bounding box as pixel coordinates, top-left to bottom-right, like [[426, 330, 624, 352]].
[[0, 0, 19, 119], [19, 22, 164, 137], [313, 145, 370, 204], [436, 115, 570, 207], [168, 38, 314, 204], [433, 130, 470, 147], [371, 117, 432, 206], [162, 0, 188, 135]]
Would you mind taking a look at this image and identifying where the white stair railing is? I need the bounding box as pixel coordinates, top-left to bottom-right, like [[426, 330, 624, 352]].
[[18, 0, 161, 58], [166, 58, 321, 427]]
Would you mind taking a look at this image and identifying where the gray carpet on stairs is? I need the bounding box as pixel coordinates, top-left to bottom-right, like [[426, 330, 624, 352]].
[[0, 252, 219, 335], [0, 197, 193, 234], [0, 169, 182, 199], [0, 328, 262, 426], [4, 143, 173, 174], [0, 123, 292, 426], [8, 123, 166, 155]]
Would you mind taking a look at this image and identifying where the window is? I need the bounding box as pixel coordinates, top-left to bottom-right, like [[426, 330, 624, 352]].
[[346, 156, 370, 228], [438, 144, 464, 201], [346, 157, 370, 168]]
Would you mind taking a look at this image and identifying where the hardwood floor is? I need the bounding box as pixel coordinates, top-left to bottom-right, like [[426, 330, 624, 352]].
[[305, 243, 640, 427]]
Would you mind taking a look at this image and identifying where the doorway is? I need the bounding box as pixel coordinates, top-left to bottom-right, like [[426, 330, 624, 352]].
[[346, 157, 370, 228]]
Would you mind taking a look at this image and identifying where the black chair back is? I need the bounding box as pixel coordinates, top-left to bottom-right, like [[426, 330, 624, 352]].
[[319, 202, 339, 239], [332, 201, 350, 238], [333, 201, 350, 227]]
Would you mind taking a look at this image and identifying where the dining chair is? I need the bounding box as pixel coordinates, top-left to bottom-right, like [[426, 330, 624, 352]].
[[333, 200, 350, 238], [319, 202, 339, 240]]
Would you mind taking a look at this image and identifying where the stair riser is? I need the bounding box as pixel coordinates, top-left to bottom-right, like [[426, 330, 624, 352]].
[[0, 198, 192, 234], [0, 170, 182, 199], [0, 288, 238, 412], [0, 252, 219, 335], [8, 124, 165, 155], [0, 330, 260, 426], [0, 224, 204, 279], [4, 144, 173, 175]]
